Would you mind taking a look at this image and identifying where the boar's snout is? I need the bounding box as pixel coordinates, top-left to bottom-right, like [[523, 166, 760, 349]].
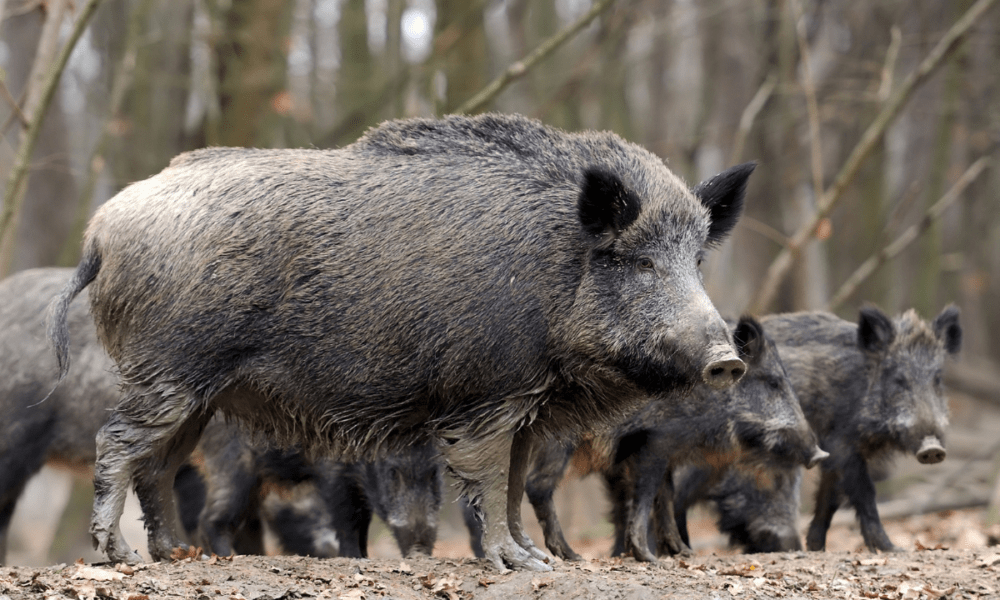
[[702, 344, 746, 389], [916, 436, 946, 464], [807, 447, 829, 469]]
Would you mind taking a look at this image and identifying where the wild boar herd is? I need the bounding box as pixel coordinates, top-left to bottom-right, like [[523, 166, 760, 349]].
[[0, 114, 961, 571]]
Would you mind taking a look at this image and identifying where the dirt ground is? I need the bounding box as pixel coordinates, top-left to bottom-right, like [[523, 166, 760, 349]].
[[4, 507, 1000, 600]]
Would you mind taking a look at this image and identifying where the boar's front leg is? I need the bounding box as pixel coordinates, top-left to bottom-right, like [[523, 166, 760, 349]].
[[524, 442, 582, 561], [806, 467, 842, 551], [625, 447, 671, 562], [443, 431, 551, 572], [841, 454, 899, 552]]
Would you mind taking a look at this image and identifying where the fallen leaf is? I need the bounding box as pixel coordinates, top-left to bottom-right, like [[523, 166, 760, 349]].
[[170, 546, 202, 561], [477, 577, 495, 588], [531, 576, 550, 592], [115, 563, 135, 576], [923, 585, 956, 599], [914, 539, 947, 551], [430, 574, 463, 600], [338, 590, 365, 600], [72, 565, 125, 582], [978, 554, 1000, 568], [396, 561, 413, 574], [899, 581, 924, 599], [725, 581, 744, 596]]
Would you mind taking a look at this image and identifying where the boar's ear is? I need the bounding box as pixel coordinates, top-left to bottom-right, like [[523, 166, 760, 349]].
[[578, 167, 642, 239], [733, 316, 766, 365], [858, 305, 895, 355], [693, 162, 756, 247], [933, 304, 962, 355]]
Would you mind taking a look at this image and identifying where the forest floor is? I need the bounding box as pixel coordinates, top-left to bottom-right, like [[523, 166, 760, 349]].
[[4, 507, 1000, 600]]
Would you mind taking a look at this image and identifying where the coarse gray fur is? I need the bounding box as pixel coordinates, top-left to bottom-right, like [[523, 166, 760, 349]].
[[760, 306, 961, 552], [48, 113, 753, 570], [0, 268, 118, 564]]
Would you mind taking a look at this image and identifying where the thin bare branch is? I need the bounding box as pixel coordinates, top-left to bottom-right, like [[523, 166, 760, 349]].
[[826, 157, 991, 311], [0, 78, 28, 127], [748, 0, 1000, 314], [878, 25, 902, 103], [454, 0, 620, 115], [730, 71, 776, 165], [0, 0, 105, 272], [739, 215, 791, 248]]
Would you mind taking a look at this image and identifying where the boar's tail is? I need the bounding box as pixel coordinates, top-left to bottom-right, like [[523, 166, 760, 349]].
[[46, 240, 102, 387]]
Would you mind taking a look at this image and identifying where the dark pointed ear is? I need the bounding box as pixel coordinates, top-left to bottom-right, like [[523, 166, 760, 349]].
[[733, 316, 766, 366], [692, 161, 756, 246], [857, 305, 895, 355], [933, 304, 962, 355], [578, 167, 642, 239]]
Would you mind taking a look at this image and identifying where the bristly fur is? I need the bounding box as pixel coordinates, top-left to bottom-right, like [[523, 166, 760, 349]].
[[49, 113, 754, 566], [760, 305, 961, 552]]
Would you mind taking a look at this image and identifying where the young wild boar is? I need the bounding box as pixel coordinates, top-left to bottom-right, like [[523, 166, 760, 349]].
[[317, 442, 445, 558], [673, 462, 805, 553], [603, 317, 825, 561], [49, 113, 754, 571], [759, 306, 961, 552], [465, 317, 825, 562]]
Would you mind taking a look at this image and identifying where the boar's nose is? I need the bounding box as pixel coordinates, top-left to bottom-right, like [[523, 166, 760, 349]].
[[702, 344, 746, 389], [916, 436, 946, 464], [807, 447, 829, 469]]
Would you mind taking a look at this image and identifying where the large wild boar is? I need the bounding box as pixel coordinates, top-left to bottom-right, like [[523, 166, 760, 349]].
[[49, 113, 754, 571], [760, 306, 961, 552]]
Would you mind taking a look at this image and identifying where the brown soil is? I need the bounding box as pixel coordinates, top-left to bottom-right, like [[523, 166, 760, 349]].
[[4, 508, 999, 600]]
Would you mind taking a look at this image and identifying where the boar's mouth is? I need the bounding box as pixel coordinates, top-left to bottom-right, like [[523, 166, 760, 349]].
[[613, 347, 700, 396], [733, 421, 819, 467]]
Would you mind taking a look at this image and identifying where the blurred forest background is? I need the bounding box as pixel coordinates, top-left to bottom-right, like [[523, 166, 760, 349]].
[[2, 0, 1000, 565]]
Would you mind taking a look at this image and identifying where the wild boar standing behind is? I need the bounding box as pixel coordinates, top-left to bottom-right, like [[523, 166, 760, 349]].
[[48, 113, 754, 571], [760, 306, 961, 552]]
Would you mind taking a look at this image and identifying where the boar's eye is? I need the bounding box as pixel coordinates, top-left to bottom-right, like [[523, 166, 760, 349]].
[[933, 372, 943, 387], [637, 256, 655, 271]]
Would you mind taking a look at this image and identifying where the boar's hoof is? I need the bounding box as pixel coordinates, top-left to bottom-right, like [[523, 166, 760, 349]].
[[486, 538, 553, 572], [702, 357, 746, 390], [807, 448, 830, 468], [916, 436, 946, 464]]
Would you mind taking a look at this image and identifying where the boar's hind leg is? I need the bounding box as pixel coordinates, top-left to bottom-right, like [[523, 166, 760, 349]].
[[506, 430, 550, 563], [841, 454, 898, 552], [92, 388, 210, 564], [443, 432, 551, 572]]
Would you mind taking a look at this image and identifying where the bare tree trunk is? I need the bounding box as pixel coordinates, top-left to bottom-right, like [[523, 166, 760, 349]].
[[0, 0, 78, 274], [211, 0, 295, 148]]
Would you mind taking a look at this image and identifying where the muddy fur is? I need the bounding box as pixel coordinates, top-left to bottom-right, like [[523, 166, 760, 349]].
[[760, 306, 961, 552], [48, 114, 753, 569]]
